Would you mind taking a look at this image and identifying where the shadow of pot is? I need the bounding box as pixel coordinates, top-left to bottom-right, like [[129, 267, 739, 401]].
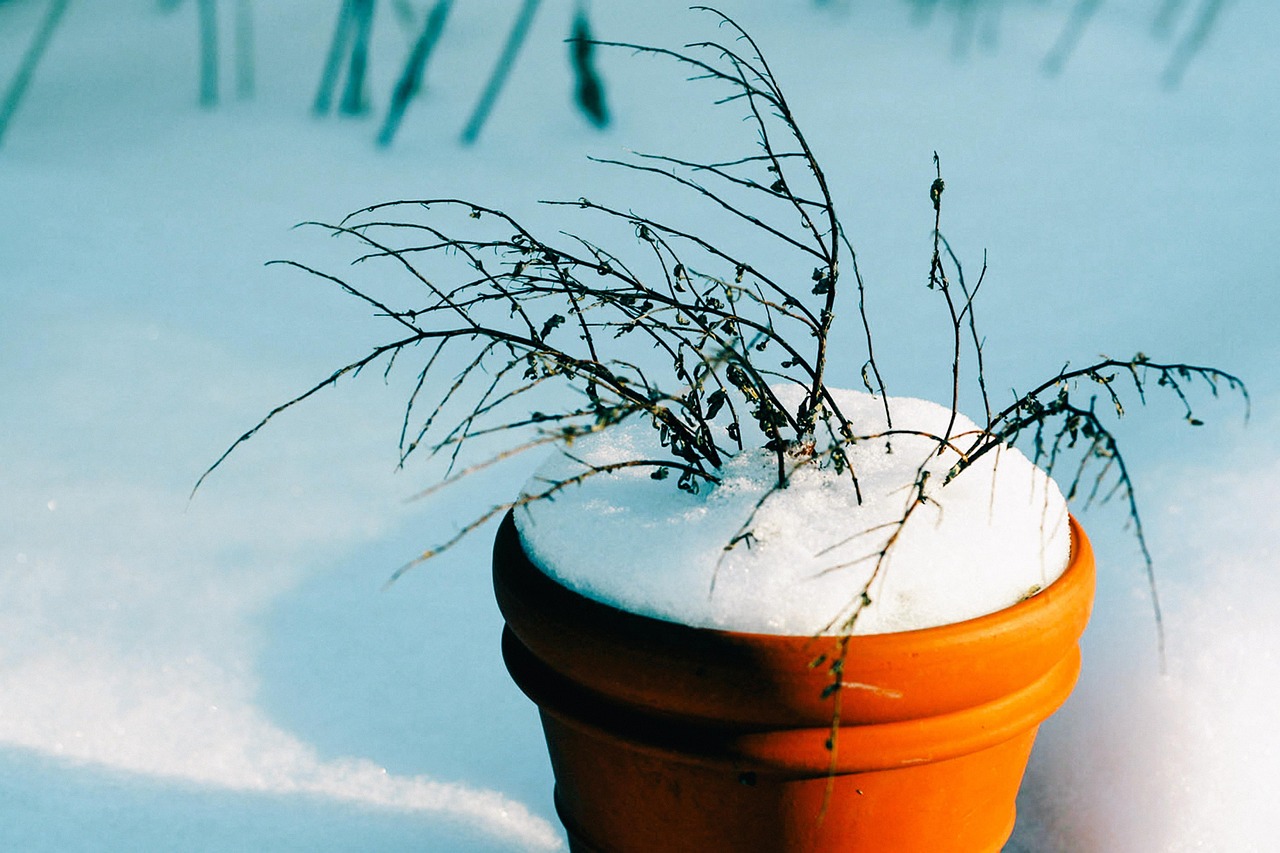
[[493, 511, 1095, 852]]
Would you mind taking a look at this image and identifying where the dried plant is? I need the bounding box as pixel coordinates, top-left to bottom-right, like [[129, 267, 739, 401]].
[[198, 6, 1246, 735]]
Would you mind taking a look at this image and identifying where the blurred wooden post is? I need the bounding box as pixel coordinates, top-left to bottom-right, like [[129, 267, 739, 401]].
[[315, 0, 376, 116], [235, 0, 254, 100], [378, 0, 452, 147], [460, 0, 540, 145], [198, 0, 218, 106], [0, 0, 72, 147]]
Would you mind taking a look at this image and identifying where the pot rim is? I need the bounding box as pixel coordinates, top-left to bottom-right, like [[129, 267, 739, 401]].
[[494, 512, 1095, 727]]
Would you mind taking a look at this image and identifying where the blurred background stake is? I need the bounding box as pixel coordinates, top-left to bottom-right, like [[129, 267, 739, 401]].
[[391, 0, 418, 32], [377, 0, 452, 147], [314, 0, 375, 116], [460, 0, 541, 146], [314, 0, 355, 114], [198, 0, 218, 107], [1162, 0, 1225, 89], [1042, 0, 1101, 77], [949, 0, 979, 59], [976, 0, 1003, 53], [1153, 0, 1189, 39], [569, 2, 608, 128], [235, 0, 255, 100], [339, 0, 375, 115], [0, 0, 72, 148]]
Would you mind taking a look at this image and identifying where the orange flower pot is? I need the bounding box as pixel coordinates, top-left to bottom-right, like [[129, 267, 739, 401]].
[[493, 511, 1095, 853]]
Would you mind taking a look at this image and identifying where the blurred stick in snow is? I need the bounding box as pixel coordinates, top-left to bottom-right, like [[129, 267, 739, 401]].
[[1041, 0, 1100, 77], [908, 0, 1225, 85], [314, 0, 353, 113], [378, 0, 452, 147], [315, 0, 376, 115], [1153, 0, 1189, 38], [460, 0, 540, 145], [198, 0, 218, 106], [0, 0, 71, 147], [569, 2, 608, 128], [235, 0, 254, 100], [341, 0, 374, 114], [1162, 0, 1225, 88]]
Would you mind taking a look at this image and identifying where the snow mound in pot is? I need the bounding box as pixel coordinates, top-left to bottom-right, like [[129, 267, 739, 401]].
[[515, 388, 1070, 636]]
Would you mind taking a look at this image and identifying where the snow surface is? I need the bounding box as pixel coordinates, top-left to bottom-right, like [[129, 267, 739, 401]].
[[517, 389, 1070, 635], [1, 1, 1277, 851]]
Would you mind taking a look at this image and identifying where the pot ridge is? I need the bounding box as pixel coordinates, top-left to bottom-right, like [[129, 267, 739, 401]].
[[494, 512, 1094, 728]]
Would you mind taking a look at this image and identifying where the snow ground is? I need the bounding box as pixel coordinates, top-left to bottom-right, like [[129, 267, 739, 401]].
[[1, 1, 1276, 850]]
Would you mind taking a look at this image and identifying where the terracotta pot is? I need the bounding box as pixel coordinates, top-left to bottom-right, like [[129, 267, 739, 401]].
[[493, 511, 1095, 853]]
